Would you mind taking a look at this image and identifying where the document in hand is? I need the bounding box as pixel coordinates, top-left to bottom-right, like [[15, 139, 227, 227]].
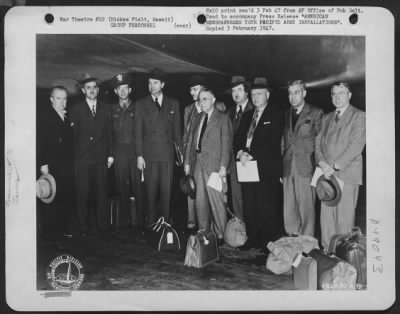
[[207, 172, 223, 192], [236, 160, 260, 182]]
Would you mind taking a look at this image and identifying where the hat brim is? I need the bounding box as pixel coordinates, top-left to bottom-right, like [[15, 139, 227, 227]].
[[316, 175, 342, 207], [37, 173, 57, 204], [231, 81, 250, 89], [80, 77, 100, 86], [113, 81, 131, 89], [251, 84, 272, 91]]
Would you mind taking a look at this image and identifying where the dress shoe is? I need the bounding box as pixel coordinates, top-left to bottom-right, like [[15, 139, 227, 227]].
[[63, 232, 73, 239]]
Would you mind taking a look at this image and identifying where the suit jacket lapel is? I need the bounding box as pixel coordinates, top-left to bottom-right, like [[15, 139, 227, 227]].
[[294, 103, 311, 133]]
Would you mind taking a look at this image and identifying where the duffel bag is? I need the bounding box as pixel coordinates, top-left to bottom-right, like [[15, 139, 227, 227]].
[[184, 230, 219, 268], [145, 217, 181, 251], [292, 252, 317, 290], [224, 206, 247, 248], [309, 248, 357, 290]]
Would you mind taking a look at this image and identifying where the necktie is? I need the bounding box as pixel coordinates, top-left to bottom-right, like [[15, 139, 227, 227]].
[[91, 105, 96, 117], [292, 108, 300, 131], [247, 109, 259, 139], [155, 97, 161, 111], [335, 110, 341, 123], [234, 105, 243, 131], [197, 113, 208, 152]]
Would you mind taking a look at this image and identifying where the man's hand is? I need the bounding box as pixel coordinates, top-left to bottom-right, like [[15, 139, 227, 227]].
[[40, 164, 49, 175], [137, 156, 146, 171], [236, 150, 244, 160], [218, 166, 226, 178], [319, 161, 335, 179], [184, 164, 190, 175], [107, 157, 114, 168], [240, 152, 253, 165]]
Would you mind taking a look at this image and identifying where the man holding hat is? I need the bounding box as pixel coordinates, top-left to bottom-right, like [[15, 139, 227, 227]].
[[135, 68, 182, 225], [182, 75, 206, 230], [184, 87, 232, 244], [315, 81, 366, 249], [227, 75, 254, 221], [37, 85, 75, 240], [235, 77, 284, 250], [69, 74, 113, 236], [110, 74, 144, 230], [281, 80, 323, 237]]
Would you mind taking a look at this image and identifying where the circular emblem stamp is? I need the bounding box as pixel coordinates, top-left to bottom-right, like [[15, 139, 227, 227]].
[[46, 254, 85, 290]]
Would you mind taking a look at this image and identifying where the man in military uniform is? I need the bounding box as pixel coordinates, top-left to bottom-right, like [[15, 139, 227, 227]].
[[110, 74, 145, 229], [135, 68, 182, 224]]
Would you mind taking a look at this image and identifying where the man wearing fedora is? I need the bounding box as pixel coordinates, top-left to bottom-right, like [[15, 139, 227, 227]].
[[182, 75, 206, 230], [69, 74, 113, 236], [281, 80, 323, 237], [184, 87, 232, 244], [315, 81, 366, 249], [235, 77, 284, 250], [110, 74, 144, 230], [37, 85, 75, 240], [227, 75, 254, 221], [135, 68, 182, 225]]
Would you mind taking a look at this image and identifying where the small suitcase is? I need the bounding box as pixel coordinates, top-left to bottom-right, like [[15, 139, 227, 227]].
[[328, 227, 367, 289], [309, 249, 357, 290], [184, 230, 219, 268], [292, 253, 317, 290]]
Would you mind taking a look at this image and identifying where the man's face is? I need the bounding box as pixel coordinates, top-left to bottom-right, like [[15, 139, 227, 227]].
[[114, 84, 131, 100], [199, 90, 215, 113], [231, 84, 248, 105], [288, 84, 306, 108], [331, 85, 352, 109], [50, 89, 67, 112], [251, 88, 269, 108], [189, 85, 202, 101], [148, 79, 164, 96], [82, 81, 99, 100]]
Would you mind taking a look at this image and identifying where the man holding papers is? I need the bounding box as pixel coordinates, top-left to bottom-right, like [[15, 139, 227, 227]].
[[235, 77, 284, 251], [315, 81, 366, 249], [184, 87, 233, 245], [281, 80, 323, 237]]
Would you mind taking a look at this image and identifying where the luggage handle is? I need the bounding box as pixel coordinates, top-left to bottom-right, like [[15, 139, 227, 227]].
[[151, 216, 171, 232], [197, 230, 211, 245]]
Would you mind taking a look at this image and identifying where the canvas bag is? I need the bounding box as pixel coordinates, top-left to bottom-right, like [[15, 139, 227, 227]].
[[145, 217, 181, 251], [184, 230, 219, 268], [223, 206, 247, 248], [292, 252, 317, 290], [266, 235, 319, 275]]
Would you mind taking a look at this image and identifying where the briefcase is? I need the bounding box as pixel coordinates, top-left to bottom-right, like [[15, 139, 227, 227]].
[[309, 249, 357, 290], [327, 226, 367, 289], [145, 217, 181, 251], [184, 230, 219, 268], [292, 253, 317, 290]]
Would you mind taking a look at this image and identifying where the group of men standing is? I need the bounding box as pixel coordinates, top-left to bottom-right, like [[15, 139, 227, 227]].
[[37, 68, 365, 252]]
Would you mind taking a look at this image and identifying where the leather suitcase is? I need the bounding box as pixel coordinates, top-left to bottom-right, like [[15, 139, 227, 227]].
[[292, 253, 317, 290], [184, 230, 219, 268], [309, 249, 357, 290], [328, 227, 367, 289]]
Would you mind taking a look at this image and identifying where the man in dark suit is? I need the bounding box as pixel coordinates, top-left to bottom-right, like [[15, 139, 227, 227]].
[[281, 80, 323, 237], [315, 82, 366, 249], [182, 75, 206, 230], [235, 77, 284, 250], [37, 86, 75, 239], [227, 76, 254, 221], [135, 68, 182, 224], [110, 73, 144, 229], [184, 87, 233, 244], [69, 74, 113, 236]]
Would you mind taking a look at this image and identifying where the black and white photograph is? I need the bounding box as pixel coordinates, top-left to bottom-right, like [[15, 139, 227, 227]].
[[4, 5, 396, 311]]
